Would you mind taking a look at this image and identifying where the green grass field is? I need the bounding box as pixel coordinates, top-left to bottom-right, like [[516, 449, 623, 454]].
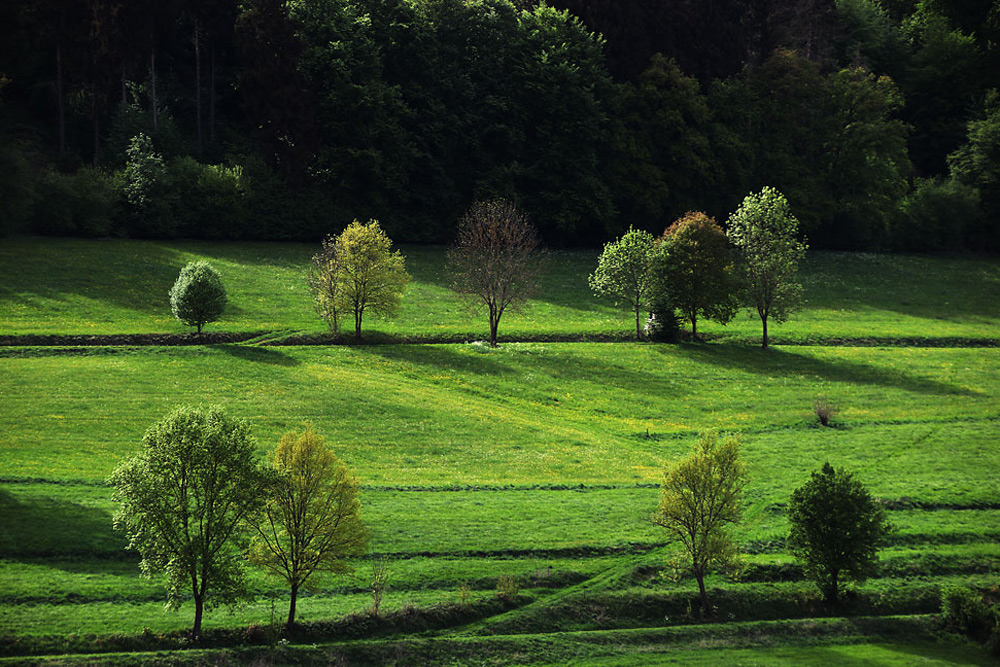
[[0, 238, 997, 665]]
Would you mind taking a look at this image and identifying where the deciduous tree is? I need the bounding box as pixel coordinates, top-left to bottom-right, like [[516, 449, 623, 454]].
[[655, 212, 737, 339], [787, 462, 893, 603], [249, 426, 368, 629], [726, 187, 807, 348], [327, 219, 409, 340], [652, 433, 747, 617], [109, 406, 270, 639], [589, 227, 659, 340], [168, 260, 227, 334], [448, 199, 545, 347]]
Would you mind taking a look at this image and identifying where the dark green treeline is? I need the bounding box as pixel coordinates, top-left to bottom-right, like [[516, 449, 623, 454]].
[[0, 0, 998, 250]]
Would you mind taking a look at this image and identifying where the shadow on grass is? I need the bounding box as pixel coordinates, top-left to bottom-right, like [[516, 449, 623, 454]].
[[208, 344, 301, 366], [0, 239, 248, 319], [675, 344, 977, 397], [0, 488, 127, 563], [359, 343, 515, 376]]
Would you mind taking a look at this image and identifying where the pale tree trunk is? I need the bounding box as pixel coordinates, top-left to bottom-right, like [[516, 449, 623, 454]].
[[194, 19, 202, 155], [56, 44, 66, 158], [209, 42, 216, 143], [150, 48, 158, 133]]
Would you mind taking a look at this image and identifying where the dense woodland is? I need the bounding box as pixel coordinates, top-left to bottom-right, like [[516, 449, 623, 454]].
[[0, 0, 998, 250]]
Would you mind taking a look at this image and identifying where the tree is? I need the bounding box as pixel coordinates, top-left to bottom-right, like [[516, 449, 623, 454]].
[[949, 90, 1000, 250], [589, 227, 659, 340], [726, 187, 807, 348], [655, 212, 737, 339], [169, 260, 227, 334], [109, 406, 270, 639], [448, 199, 545, 347], [327, 219, 409, 340], [307, 235, 344, 336], [787, 462, 893, 603], [249, 426, 368, 629], [652, 433, 747, 618]]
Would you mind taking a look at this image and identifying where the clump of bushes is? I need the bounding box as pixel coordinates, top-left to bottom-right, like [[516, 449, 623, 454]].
[[941, 585, 1000, 655]]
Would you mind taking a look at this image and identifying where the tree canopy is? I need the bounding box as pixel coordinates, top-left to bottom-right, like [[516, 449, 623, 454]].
[[652, 433, 748, 618], [726, 187, 807, 348], [788, 462, 893, 602], [448, 199, 545, 347], [589, 227, 660, 340], [249, 426, 368, 628], [109, 406, 271, 639]]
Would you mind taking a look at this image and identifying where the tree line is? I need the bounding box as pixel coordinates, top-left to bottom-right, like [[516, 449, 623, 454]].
[[4, 0, 996, 250]]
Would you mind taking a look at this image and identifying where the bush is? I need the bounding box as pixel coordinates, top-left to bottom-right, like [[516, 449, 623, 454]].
[[496, 575, 520, 600], [168, 261, 228, 334], [814, 396, 837, 427], [33, 167, 116, 237], [941, 585, 999, 646], [895, 177, 981, 252], [645, 304, 680, 342]]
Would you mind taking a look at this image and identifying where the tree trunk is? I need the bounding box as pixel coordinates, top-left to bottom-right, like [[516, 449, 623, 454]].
[[150, 48, 158, 133], [197, 322, 203, 334], [635, 305, 642, 340], [827, 568, 839, 603], [209, 43, 216, 143], [354, 309, 362, 339], [287, 583, 298, 629], [91, 93, 100, 166], [489, 316, 499, 347], [194, 19, 202, 156], [192, 593, 204, 639], [56, 44, 65, 158], [691, 315, 698, 340], [695, 569, 711, 618], [761, 316, 769, 349]]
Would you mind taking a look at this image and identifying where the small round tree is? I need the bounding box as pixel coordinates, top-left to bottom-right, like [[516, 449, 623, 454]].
[[169, 261, 227, 334], [787, 462, 893, 603]]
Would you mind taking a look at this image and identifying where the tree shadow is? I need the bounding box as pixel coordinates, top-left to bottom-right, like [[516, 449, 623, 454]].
[[172, 240, 314, 270], [359, 343, 514, 377], [673, 343, 978, 397], [0, 488, 127, 565], [208, 344, 301, 367]]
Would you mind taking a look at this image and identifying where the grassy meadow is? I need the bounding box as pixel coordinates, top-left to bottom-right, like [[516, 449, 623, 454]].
[[0, 238, 998, 664]]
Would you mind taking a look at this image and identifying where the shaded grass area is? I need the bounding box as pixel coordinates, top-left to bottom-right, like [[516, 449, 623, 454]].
[[3, 617, 992, 667], [2, 239, 999, 341]]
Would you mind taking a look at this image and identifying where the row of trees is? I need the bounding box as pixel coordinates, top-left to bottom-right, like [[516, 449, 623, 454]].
[[654, 434, 892, 617], [111, 407, 368, 637], [592, 188, 807, 348], [112, 405, 893, 638], [166, 187, 804, 348], [2, 0, 999, 250]]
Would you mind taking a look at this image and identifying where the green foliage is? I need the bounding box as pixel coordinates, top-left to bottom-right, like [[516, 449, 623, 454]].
[[655, 212, 737, 339], [324, 219, 410, 339], [119, 133, 173, 237], [33, 167, 116, 237], [108, 406, 271, 637], [652, 433, 747, 617], [949, 90, 1000, 250], [589, 227, 659, 340], [727, 187, 807, 348], [896, 177, 981, 251], [168, 260, 227, 334], [788, 463, 893, 603], [0, 140, 35, 236], [611, 55, 716, 232], [249, 425, 368, 628], [941, 585, 1000, 647]]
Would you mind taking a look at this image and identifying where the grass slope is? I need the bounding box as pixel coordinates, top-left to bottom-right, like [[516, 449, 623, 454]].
[[0, 239, 998, 664], [2, 238, 999, 341]]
